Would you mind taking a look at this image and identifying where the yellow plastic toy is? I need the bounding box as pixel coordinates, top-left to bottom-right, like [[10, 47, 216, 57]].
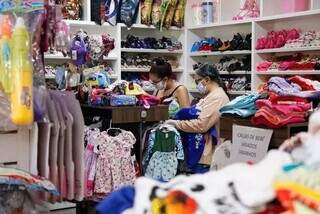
[[10, 17, 33, 125]]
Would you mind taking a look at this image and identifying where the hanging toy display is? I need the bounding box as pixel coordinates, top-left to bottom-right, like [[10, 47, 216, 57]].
[[0, 1, 45, 126]]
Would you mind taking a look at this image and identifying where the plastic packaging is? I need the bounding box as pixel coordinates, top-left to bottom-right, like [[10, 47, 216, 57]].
[[0, 1, 45, 125], [10, 17, 33, 125]]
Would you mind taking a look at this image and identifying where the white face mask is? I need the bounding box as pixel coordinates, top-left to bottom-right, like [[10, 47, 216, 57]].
[[196, 81, 206, 94], [152, 80, 166, 90]]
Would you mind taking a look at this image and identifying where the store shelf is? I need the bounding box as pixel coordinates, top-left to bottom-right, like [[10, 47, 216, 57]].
[[190, 71, 251, 75], [188, 19, 253, 30], [190, 50, 251, 57], [44, 53, 117, 61], [256, 70, 320, 75], [120, 23, 183, 31], [65, 20, 112, 27], [255, 46, 320, 54], [121, 48, 183, 54], [256, 9, 320, 22], [121, 67, 183, 72], [45, 74, 56, 79], [44, 53, 70, 60]]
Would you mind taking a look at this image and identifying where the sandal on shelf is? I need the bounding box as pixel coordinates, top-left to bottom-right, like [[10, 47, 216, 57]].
[[219, 41, 231, 51]]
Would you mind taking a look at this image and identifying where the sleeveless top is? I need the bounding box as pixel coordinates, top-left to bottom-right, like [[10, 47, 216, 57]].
[[156, 85, 182, 118]]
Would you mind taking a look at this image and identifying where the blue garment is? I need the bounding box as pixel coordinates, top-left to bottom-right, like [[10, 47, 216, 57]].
[[96, 186, 135, 214], [219, 94, 260, 118], [174, 105, 217, 172], [192, 164, 210, 174], [143, 127, 184, 169]]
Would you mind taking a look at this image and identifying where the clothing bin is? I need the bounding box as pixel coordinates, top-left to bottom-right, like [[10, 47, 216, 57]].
[[281, 0, 309, 13]]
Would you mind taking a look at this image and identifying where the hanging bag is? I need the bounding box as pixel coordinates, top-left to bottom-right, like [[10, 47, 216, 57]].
[[103, 0, 119, 26], [119, 0, 140, 27]]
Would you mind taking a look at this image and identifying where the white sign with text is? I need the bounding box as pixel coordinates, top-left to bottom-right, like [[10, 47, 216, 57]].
[[230, 125, 273, 164]]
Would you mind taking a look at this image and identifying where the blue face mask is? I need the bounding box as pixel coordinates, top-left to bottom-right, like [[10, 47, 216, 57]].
[[196, 81, 206, 94]]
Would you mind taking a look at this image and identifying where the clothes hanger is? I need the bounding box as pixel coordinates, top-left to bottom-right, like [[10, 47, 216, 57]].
[[106, 119, 122, 136]]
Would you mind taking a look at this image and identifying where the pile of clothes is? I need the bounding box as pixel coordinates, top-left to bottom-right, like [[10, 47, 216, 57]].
[[220, 94, 261, 118], [252, 76, 319, 128], [87, 80, 160, 108], [0, 167, 58, 214], [96, 110, 320, 214]]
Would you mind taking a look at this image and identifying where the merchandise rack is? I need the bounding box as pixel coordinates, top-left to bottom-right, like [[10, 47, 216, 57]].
[[185, 0, 320, 94], [44, 0, 320, 96]]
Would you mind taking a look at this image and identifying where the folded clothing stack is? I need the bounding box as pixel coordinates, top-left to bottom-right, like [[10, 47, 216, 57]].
[[220, 94, 261, 118], [251, 76, 317, 128], [191, 33, 252, 52], [257, 53, 320, 72]]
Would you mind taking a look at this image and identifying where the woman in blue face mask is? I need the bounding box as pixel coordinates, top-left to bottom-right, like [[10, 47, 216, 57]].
[[148, 58, 190, 117], [165, 64, 230, 173]]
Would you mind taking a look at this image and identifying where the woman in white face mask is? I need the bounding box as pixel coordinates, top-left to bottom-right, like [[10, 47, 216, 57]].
[[148, 58, 190, 117], [165, 64, 230, 172]]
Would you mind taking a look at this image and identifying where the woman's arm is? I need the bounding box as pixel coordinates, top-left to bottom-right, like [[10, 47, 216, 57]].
[[175, 86, 190, 108]]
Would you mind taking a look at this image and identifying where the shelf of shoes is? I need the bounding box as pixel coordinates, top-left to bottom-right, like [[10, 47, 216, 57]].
[[121, 48, 183, 54], [252, 10, 320, 90], [44, 53, 118, 61], [190, 70, 251, 75], [121, 67, 184, 73], [190, 50, 252, 57], [256, 70, 320, 75]]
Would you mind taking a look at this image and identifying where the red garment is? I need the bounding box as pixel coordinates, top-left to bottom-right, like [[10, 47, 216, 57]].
[[256, 99, 311, 115], [268, 92, 309, 104], [288, 62, 315, 70], [288, 76, 315, 91], [251, 107, 305, 128]]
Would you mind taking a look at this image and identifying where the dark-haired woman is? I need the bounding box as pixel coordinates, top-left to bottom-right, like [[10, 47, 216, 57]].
[[165, 64, 229, 173], [148, 58, 190, 117]]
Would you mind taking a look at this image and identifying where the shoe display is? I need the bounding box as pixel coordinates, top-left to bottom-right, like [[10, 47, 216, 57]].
[[256, 53, 320, 72], [256, 29, 301, 50], [121, 54, 179, 69], [121, 35, 182, 50], [194, 56, 251, 73], [191, 33, 252, 53]]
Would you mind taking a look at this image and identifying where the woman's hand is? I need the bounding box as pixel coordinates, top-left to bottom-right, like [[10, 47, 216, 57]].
[[164, 119, 178, 127]]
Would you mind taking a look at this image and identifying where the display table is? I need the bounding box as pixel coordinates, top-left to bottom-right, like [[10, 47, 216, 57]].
[[81, 104, 169, 123], [219, 117, 308, 149]]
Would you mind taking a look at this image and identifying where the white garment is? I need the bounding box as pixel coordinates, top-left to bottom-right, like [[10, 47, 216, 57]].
[[133, 150, 292, 214]]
